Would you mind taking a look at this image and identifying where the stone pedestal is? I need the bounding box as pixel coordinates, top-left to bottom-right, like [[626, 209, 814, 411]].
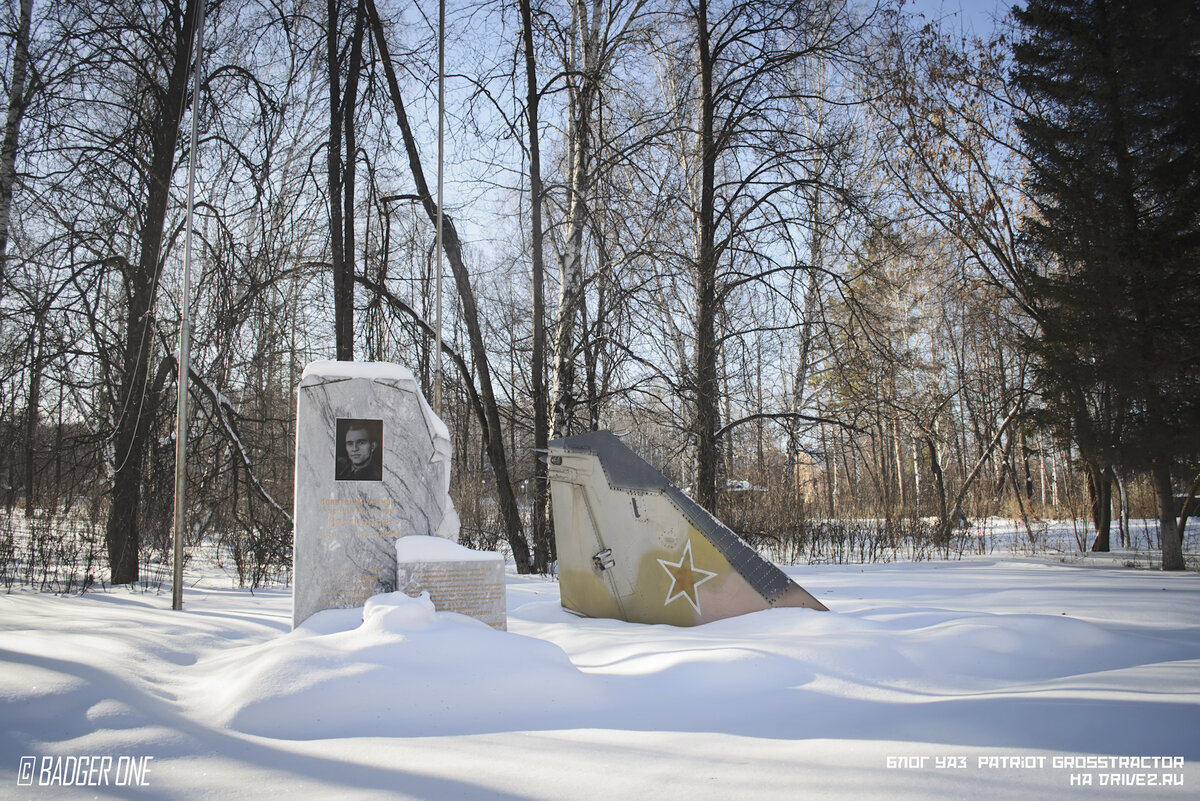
[[292, 362, 459, 627], [396, 536, 507, 630]]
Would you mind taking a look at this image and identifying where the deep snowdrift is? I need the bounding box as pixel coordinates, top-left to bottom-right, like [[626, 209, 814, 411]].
[[2, 556, 1198, 800]]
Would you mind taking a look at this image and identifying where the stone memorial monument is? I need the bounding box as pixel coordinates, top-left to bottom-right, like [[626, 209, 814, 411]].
[[293, 361, 460, 627], [396, 536, 507, 630]]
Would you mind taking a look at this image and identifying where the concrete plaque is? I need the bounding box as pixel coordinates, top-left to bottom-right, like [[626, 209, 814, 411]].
[[396, 536, 506, 630], [293, 361, 459, 627]]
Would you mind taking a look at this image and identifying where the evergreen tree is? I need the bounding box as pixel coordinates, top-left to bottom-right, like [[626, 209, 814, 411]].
[[1013, 0, 1200, 569]]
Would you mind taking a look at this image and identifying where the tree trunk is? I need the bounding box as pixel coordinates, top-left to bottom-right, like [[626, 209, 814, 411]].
[[790, 262, 819, 497], [692, 0, 720, 513], [1007, 452, 1036, 546], [5, 392, 16, 512], [893, 416, 905, 509], [1114, 467, 1130, 548], [520, 0, 551, 572], [583, 269, 602, 429], [1086, 460, 1112, 553], [367, 0, 532, 572], [822, 417, 836, 517], [338, 0, 365, 360], [23, 318, 43, 520], [0, 0, 33, 281], [106, 0, 202, 585], [327, 0, 362, 361], [549, 0, 599, 440], [755, 339, 765, 476], [54, 379, 65, 515], [927, 435, 948, 525], [23, 318, 43, 518], [1152, 459, 1184, 571], [326, 0, 345, 359]]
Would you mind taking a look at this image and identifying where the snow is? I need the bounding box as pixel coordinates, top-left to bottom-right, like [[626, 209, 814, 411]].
[[301, 360, 419, 383], [2, 555, 1198, 799], [395, 535, 503, 563]]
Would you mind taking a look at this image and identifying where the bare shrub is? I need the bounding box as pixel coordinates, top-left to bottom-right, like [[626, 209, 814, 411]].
[[1, 510, 104, 593]]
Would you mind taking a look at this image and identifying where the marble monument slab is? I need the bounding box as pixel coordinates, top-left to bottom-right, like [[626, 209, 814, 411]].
[[293, 361, 460, 627], [396, 535, 507, 630]]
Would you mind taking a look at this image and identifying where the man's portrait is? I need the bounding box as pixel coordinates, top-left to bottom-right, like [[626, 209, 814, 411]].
[[335, 418, 383, 481]]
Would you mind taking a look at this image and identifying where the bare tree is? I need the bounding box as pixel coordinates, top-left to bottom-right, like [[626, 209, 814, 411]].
[[543, 0, 652, 439], [519, 0, 552, 570], [93, 0, 205, 584], [366, 0, 533, 572], [326, 0, 367, 361], [653, 0, 863, 511]]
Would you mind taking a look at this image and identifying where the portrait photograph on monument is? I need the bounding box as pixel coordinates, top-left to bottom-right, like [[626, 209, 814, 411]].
[[335, 418, 383, 482]]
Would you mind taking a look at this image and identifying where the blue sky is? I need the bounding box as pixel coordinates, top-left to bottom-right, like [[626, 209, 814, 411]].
[[903, 0, 1016, 34]]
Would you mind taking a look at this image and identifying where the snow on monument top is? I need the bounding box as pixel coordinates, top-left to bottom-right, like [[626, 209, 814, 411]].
[[396, 535, 503, 563], [302, 360, 418, 382]]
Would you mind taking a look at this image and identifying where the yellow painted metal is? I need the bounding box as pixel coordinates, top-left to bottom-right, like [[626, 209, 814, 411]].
[[547, 432, 828, 625]]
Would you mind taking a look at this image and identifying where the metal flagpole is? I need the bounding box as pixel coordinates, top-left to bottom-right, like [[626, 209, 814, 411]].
[[434, 0, 444, 418], [172, 0, 206, 611]]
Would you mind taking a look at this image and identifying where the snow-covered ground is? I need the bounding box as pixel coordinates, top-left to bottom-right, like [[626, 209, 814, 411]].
[[2, 548, 1198, 799]]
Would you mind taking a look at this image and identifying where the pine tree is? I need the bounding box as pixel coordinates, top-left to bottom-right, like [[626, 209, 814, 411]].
[[1014, 0, 1200, 569], [1012, 0, 1200, 565]]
